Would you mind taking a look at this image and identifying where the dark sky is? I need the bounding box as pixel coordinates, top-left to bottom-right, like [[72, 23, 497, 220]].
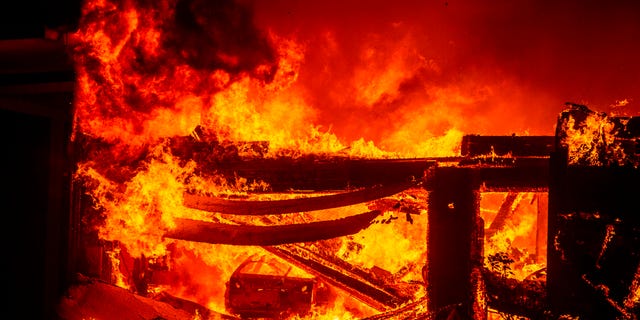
[[245, 0, 640, 137]]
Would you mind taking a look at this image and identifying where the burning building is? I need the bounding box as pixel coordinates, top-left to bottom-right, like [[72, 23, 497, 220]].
[[2, 0, 640, 319]]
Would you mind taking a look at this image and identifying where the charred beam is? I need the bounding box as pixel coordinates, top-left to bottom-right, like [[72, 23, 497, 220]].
[[535, 193, 548, 264], [425, 167, 485, 320], [485, 192, 518, 238], [360, 296, 429, 320], [461, 135, 555, 157], [198, 158, 434, 192], [459, 157, 550, 191], [164, 210, 380, 246], [183, 181, 418, 215], [264, 245, 407, 311], [483, 269, 547, 319]]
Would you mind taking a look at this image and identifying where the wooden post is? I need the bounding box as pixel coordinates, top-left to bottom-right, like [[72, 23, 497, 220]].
[[535, 192, 548, 264], [426, 167, 485, 319]]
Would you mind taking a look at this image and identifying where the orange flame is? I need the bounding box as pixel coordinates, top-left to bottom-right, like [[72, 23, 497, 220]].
[[69, 0, 559, 318]]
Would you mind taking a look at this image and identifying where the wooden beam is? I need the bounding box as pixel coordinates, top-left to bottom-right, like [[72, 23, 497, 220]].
[[461, 135, 554, 157], [485, 192, 519, 238], [264, 245, 408, 311], [164, 210, 380, 246], [195, 157, 435, 192], [183, 181, 419, 215]]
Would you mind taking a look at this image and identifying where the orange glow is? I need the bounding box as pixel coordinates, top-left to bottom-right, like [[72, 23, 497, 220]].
[[559, 111, 620, 166], [480, 192, 546, 281], [66, 0, 598, 318]]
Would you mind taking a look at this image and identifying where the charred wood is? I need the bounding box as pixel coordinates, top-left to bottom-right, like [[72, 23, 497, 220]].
[[153, 291, 240, 320], [195, 158, 433, 192], [298, 242, 421, 300], [164, 210, 380, 246], [183, 181, 419, 215], [457, 157, 550, 192], [360, 296, 429, 320], [263, 245, 411, 311], [461, 134, 555, 157], [368, 189, 427, 224], [425, 167, 484, 320], [75, 133, 434, 192], [548, 106, 640, 319], [168, 130, 435, 191], [482, 269, 547, 319]]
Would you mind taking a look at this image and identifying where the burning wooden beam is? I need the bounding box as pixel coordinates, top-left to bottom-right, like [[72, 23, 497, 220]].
[[461, 134, 555, 158], [164, 210, 381, 246], [458, 157, 550, 192], [183, 181, 419, 215], [264, 245, 411, 311], [485, 192, 518, 238], [193, 157, 435, 191]]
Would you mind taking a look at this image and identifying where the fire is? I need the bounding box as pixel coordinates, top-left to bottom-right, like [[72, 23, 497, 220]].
[[559, 109, 618, 166], [557, 103, 640, 169], [480, 192, 546, 281], [67, 0, 563, 318]]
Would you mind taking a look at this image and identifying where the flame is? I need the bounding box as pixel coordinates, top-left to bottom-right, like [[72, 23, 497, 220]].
[[70, 0, 495, 158], [560, 112, 618, 166], [106, 246, 130, 289], [556, 103, 640, 168], [68, 0, 565, 318], [481, 192, 546, 281]]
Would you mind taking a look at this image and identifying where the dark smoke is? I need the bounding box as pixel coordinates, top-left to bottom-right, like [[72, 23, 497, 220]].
[[167, 0, 277, 80]]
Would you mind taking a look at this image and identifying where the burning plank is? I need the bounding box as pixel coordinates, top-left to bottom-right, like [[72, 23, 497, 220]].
[[194, 157, 435, 191], [263, 245, 412, 311], [183, 181, 419, 215], [461, 134, 555, 157], [164, 210, 381, 246]]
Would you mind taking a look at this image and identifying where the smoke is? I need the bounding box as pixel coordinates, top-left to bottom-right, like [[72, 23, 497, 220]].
[[168, 0, 276, 79]]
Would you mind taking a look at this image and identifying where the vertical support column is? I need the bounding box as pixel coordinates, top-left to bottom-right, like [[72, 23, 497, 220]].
[[426, 167, 485, 319], [535, 192, 548, 264]]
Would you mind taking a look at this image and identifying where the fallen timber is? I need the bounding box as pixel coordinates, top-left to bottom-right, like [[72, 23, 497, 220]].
[[360, 295, 430, 320], [183, 181, 420, 215], [263, 244, 413, 311], [485, 192, 519, 238], [163, 213, 417, 311], [164, 210, 380, 246]]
